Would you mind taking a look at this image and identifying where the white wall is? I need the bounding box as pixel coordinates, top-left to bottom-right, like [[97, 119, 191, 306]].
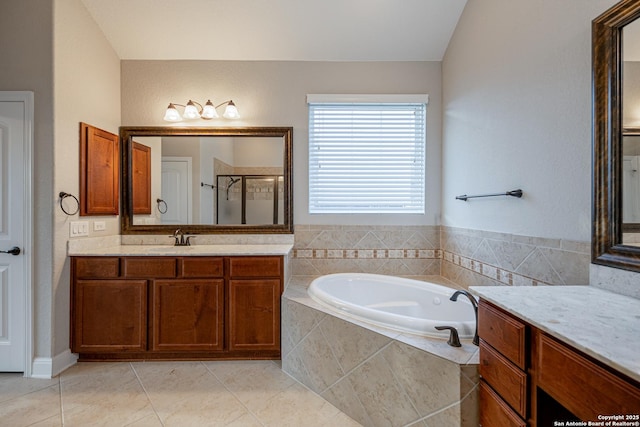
[[0, 0, 55, 366], [53, 0, 121, 365], [442, 0, 616, 242], [442, 0, 640, 294], [121, 61, 442, 226]]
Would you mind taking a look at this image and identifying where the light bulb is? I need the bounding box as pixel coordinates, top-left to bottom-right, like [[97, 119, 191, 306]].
[[201, 99, 219, 119], [182, 100, 200, 120], [163, 103, 182, 122], [222, 100, 240, 119]]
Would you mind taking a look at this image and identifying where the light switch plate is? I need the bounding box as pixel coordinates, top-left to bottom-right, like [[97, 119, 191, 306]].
[[70, 221, 89, 237]]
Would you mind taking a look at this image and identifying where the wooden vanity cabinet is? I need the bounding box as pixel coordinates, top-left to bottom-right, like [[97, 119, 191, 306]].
[[228, 256, 282, 351], [478, 300, 529, 426], [70, 255, 283, 360], [478, 299, 640, 426]]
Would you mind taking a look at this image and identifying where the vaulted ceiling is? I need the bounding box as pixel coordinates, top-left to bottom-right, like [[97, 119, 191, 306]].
[[81, 0, 468, 61]]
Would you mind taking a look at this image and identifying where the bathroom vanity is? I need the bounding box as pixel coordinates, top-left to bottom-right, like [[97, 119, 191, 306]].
[[69, 246, 289, 361], [472, 286, 640, 426]]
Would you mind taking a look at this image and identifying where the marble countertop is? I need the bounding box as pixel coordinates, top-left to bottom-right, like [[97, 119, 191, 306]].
[[68, 244, 293, 256], [470, 285, 640, 383]]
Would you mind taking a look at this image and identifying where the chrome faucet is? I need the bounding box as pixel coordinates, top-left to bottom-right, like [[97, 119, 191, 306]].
[[450, 290, 479, 346], [171, 229, 194, 246]]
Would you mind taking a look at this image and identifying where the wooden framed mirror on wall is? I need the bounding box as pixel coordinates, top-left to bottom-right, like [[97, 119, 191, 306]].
[[592, 0, 640, 272], [119, 126, 293, 235]]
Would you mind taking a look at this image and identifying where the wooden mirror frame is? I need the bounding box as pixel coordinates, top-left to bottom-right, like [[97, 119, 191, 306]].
[[592, 0, 640, 271], [120, 126, 293, 235]]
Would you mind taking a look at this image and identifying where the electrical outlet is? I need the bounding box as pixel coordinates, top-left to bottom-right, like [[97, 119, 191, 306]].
[[70, 221, 89, 237], [93, 221, 106, 231]]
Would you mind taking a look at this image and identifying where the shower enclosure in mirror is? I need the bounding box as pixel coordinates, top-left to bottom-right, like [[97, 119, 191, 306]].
[[120, 127, 293, 234], [215, 175, 284, 225]]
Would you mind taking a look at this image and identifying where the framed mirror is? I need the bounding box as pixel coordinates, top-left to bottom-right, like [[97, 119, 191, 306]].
[[592, 0, 640, 271], [120, 126, 293, 234]]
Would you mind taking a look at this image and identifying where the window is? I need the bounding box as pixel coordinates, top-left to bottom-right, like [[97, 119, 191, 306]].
[[307, 94, 427, 214]]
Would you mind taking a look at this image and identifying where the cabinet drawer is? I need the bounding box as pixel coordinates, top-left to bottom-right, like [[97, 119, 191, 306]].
[[180, 257, 223, 278], [74, 257, 120, 278], [479, 301, 526, 369], [480, 381, 526, 427], [123, 257, 177, 278], [480, 341, 527, 417], [228, 256, 282, 278], [538, 333, 640, 420]]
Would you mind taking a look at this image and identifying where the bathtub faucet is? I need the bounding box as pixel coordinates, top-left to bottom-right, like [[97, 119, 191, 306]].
[[449, 290, 479, 346]]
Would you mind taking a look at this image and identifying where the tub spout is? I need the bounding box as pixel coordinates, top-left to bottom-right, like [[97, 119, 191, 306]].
[[449, 290, 479, 346]]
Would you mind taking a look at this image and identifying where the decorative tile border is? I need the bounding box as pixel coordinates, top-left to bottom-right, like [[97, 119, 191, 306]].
[[443, 250, 548, 287], [291, 224, 590, 287], [292, 248, 441, 260]]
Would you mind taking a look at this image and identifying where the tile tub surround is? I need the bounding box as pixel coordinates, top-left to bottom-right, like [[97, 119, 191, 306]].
[[282, 280, 479, 427], [290, 225, 590, 290], [292, 225, 441, 277], [440, 226, 590, 288]]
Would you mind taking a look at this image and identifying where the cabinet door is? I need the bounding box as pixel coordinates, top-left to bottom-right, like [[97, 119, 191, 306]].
[[132, 141, 151, 215], [228, 279, 280, 351], [79, 122, 119, 215], [72, 280, 147, 353], [152, 280, 224, 351]]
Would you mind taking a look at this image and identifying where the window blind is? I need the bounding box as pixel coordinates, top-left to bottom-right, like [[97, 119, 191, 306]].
[[308, 99, 426, 214]]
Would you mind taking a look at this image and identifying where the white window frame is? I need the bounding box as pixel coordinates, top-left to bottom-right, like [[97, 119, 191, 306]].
[[307, 94, 428, 214]]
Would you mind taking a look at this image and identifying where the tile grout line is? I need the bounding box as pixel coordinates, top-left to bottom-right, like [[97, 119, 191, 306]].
[[58, 377, 64, 426], [129, 362, 166, 427], [316, 317, 348, 380], [380, 350, 423, 423], [200, 361, 266, 427], [319, 339, 396, 393], [278, 365, 365, 426], [282, 300, 328, 359]]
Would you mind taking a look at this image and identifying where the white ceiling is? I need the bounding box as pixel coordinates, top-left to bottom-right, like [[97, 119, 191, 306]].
[[80, 0, 467, 61]]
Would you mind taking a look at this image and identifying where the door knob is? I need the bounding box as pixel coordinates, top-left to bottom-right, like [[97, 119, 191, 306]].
[[0, 246, 21, 256]]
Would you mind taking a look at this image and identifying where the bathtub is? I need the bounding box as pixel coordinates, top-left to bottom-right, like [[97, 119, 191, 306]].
[[308, 273, 476, 339]]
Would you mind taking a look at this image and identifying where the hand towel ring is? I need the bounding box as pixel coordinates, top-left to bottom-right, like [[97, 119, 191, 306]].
[[157, 198, 168, 214], [59, 192, 80, 216]]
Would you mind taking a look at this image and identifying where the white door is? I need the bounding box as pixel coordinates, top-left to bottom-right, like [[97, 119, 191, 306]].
[[161, 157, 192, 224], [0, 93, 32, 372]]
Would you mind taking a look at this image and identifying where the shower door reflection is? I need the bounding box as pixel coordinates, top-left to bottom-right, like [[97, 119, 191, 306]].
[[215, 175, 283, 225], [216, 175, 242, 224]]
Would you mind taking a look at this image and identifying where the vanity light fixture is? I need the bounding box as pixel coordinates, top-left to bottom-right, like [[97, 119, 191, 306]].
[[163, 99, 240, 122]]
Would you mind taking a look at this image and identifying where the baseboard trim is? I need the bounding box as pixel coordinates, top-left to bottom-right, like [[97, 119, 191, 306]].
[[30, 349, 78, 378]]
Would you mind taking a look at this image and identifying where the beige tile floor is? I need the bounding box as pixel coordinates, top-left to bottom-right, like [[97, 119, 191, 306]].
[[0, 361, 362, 427]]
